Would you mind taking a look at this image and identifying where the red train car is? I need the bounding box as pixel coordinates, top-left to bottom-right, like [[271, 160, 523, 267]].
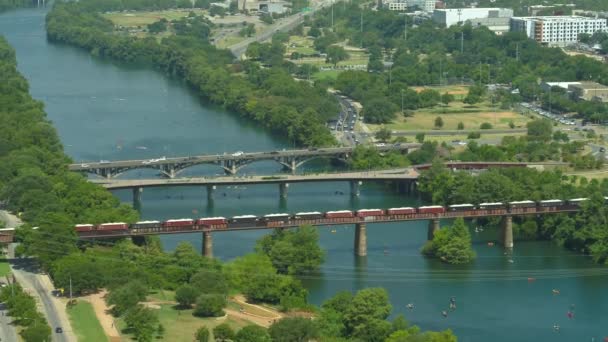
[[418, 206, 445, 214], [197, 217, 227, 226], [74, 224, 94, 232], [97, 222, 129, 231], [163, 219, 194, 228], [357, 209, 384, 217], [387, 207, 416, 215], [325, 210, 354, 218]]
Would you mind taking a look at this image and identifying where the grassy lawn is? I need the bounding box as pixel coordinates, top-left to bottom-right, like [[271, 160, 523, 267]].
[[287, 36, 316, 55], [313, 69, 342, 81], [369, 101, 530, 132], [103, 9, 207, 27], [67, 300, 108, 342], [0, 256, 10, 277], [118, 304, 253, 341], [215, 35, 247, 49], [412, 85, 470, 100], [148, 289, 175, 302]]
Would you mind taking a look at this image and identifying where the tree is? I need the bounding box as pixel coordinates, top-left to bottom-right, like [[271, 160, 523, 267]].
[[124, 305, 159, 342], [509, 121, 515, 129], [457, 122, 464, 130], [107, 281, 148, 316], [194, 294, 226, 317], [326, 45, 349, 66], [362, 99, 398, 124], [51, 253, 105, 295], [269, 317, 318, 342], [415, 133, 425, 143], [434, 116, 444, 129], [235, 325, 271, 342], [441, 93, 454, 106], [190, 269, 228, 295], [256, 226, 325, 275], [375, 127, 392, 143], [195, 326, 210, 342], [343, 288, 392, 337], [21, 322, 52, 342], [175, 284, 198, 308], [422, 218, 476, 264], [480, 122, 493, 129], [213, 323, 236, 342], [527, 119, 553, 141]]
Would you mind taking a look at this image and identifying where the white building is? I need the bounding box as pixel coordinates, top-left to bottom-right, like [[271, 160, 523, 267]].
[[432, 8, 513, 27], [383, 0, 435, 13], [510, 16, 608, 46]]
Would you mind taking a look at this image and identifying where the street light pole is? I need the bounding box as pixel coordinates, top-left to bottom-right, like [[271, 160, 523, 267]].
[[401, 89, 404, 116]]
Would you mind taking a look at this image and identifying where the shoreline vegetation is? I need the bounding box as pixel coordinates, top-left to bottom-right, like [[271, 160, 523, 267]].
[[45, 0, 338, 148]]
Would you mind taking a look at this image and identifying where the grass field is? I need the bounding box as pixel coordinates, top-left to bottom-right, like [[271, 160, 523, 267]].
[[412, 85, 470, 100], [313, 69, 342, 81], [117, 304, 253, 341], [67, 300, 108, 342], [370, 101, 530, 131], [0, 256, 10, 277], [103, 9, 206, 27]]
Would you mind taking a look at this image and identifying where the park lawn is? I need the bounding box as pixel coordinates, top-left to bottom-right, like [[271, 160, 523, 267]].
[[147, 289, 175, 302], [371, 101, 530, 131], [103, 9, 206, 27], [313, 69, 342, 81], [215, 35, 247, 49], [0, 256, 10, 277], [67, 300, 108, 342], [287, 36, 316, 55], [226, 299, 276, 318], [412, 85, 470, 100], [117, 304, 253, 341]]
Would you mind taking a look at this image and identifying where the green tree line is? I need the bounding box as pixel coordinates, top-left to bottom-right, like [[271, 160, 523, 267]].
[[418, 160, 608, 264], [46, 1, 337, 147]]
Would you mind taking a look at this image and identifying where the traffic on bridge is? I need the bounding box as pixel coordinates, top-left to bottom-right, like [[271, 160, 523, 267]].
[[69, 144, 420, 178]]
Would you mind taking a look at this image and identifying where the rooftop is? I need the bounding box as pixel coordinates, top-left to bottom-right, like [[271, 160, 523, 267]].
[[569, 81, 608, 90], [513, 15, 604, 22]]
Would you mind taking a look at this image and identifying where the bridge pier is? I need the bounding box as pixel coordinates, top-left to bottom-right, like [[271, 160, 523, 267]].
[[132, 187, 143, 212], [206, 185, 216, 201], [501, 216, 513, 250], [202, 231, 213, 258], [427, 218, 440, 240], [279, 183, 289, 199], [350, 180, 361, 197], [354, 223, 367, 257]]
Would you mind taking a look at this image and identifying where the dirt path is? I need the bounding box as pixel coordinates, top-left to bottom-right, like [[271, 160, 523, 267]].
[[86, 291, 121, 342]]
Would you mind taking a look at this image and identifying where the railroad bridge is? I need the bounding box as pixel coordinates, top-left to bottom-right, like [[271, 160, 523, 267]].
[[78, 205, 578, 258], [68, 145, 420, 179]]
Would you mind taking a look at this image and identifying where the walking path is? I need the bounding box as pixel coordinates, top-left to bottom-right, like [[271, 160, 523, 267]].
[[86, 291, 121, 342]]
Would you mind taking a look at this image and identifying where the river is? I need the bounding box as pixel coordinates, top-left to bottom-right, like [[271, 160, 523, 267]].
[[1, 7, 607, 342]]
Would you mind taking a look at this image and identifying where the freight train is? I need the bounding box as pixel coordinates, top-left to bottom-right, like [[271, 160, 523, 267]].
[[74, 197, 592, 233]]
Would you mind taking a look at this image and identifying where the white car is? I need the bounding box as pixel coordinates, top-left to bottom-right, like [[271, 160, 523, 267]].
[[232, 151, 244, 157]]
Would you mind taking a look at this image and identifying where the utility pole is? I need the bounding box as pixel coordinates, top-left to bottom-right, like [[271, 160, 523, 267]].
[[439, 59, 443, 86], [331, 0, 334, 30], [401, 89, 404, 116], [69, 276, 73, 301], [461, 31, 464, 53], [516, 42, 520, 62], [404, 14, 407, 41], [360, 11, 363, 48]]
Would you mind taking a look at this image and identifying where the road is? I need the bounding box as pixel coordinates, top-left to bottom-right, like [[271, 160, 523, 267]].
[[0, 301, 19, 342], [92, 167, 421, 190], [8, 244, 76, 342], [229, 0, 333, 57]]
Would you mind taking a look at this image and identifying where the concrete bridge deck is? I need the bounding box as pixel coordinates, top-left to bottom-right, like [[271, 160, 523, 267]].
[[69, 144, 420, 178], [92, 168, 420, 190]]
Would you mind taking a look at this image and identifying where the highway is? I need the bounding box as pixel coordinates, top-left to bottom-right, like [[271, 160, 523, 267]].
[[8, 244, 76, 342]]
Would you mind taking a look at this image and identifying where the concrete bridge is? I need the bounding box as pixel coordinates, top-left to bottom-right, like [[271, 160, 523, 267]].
[[69, 144, 420, 179], [77, 205, 578, 258]]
